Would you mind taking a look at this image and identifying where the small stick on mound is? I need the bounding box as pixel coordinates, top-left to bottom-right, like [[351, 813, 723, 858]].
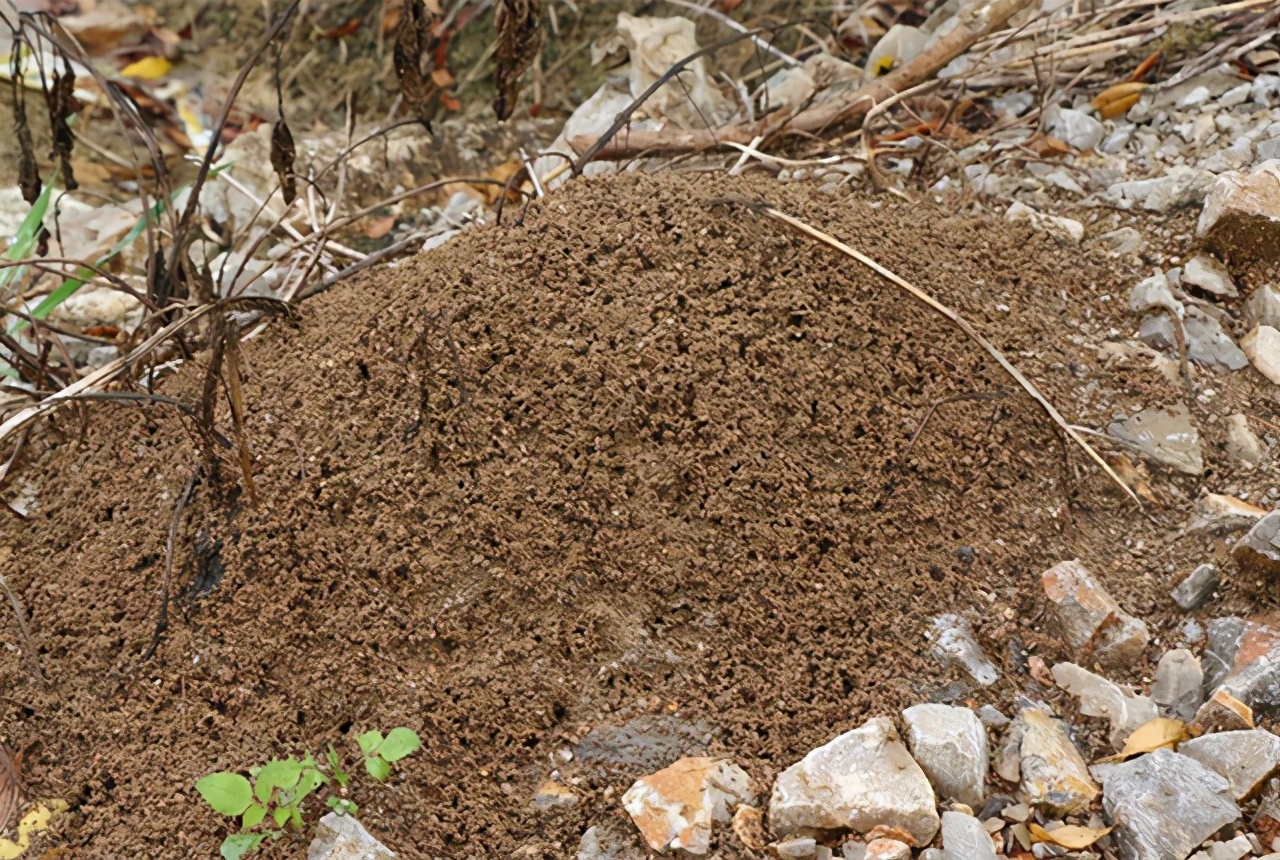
[[755, 204, 1141, 507]]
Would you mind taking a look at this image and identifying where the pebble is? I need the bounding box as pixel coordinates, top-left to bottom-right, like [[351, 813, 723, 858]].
[[1199, 159, 1280, 264], [1005, 201, 1085, 245], [533, 780, 580, 810], [1243, 326, 1280, 385], [1231, 511, 1280, 577], [731, 805, 767, 853], [1185, 493, 1268, 534], [998, 708, 1098, 814], [1051, 662, 1157, 748], [841, 841, 867, 860], [1152, 648, 1205, 722], [1225, 415, 1267, 466], [1099, 749, 1240, 860], [577, 820, 647, 860], [1171, 565, 1219, 612], [307, 812, 397, 860], [928, 614, 1000, 686], [1128, 272, 1182, 317], [1138, 307, 1248, 371], [1100, 226, 1145, 255], [769, 717, 940, 845], [1108, 405, 1205, 476], [1041, 559, 1150, 668], [776, 836, 819, 858], [977, 705, 1009, 727], [902, 704, 989, 807], [863, 839, 910, 860], [941, 811, 998, 860], [1193, 689, 1255, 733], [1179, 729, 1280, 800], [1181, 255, 1238, 298], [1190, 835, 1254, 860], [1046, 107, 1104, 151], [622, 757, 754, 855]]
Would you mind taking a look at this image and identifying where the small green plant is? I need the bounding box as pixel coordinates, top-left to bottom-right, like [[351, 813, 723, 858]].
[[356, 728, 422, 782], [195, 728, 420, 860]]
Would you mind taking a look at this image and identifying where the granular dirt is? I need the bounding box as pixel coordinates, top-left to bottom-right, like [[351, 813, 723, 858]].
[[1, 172, 1277, 858]]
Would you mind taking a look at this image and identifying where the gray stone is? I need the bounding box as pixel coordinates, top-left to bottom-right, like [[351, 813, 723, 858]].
[[1152, 649, 1204, 722], [1108, 405, 1204, 476], [308, 813, 397, 860], [1100, 749, 1240, 860], [841, 841, 867, 860], [776, 836, 818, 858], [1180, 730, 1280, 800], [977, 705, 1009, 727], [769, 717, 940, 845], [1137, 308, 1248, 371], [577, 819, 647, 860], [941, 811, 998, 860], [1051, 662, 1157, 748], [919, 850, 945, 860], [1171, 565, 1219, 611], [1225, 415, 1267, 466], [1129, 272, 1182, 317], [903, 704, 988, 807], [1246, 286, 1280, 330], [1041, 559, 1150, 668], [1100, 226, 1145, 255], [1192, 835, 1254, 860], [1182, 255, 1238, 298], [1233, 511, 1280, 576], [928, 614, 999, 686], [1005, 202, 1084, 245], [1199, 160, 1280, 265], [1205, 617, 1252, 691]]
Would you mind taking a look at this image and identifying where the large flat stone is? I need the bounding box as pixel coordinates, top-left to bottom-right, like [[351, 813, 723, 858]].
[[902, 704, 988, 807], [1179, 729, 1280, 800]]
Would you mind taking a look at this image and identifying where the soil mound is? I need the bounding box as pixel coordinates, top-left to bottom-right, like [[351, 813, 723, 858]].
[[0, 174, 1239, 857]]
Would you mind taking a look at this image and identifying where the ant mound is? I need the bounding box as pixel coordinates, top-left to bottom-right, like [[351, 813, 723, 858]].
[[0, 173, 1234, 857]]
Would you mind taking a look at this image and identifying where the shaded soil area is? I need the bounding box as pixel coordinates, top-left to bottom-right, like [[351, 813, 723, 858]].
[[1, 173, 1278, 858]]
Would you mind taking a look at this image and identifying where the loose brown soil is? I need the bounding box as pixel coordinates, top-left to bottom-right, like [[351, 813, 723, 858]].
[[2, 173, 1278, 859]]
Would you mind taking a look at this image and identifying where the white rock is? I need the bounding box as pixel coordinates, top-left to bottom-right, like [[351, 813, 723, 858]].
[[1005, 202, 1084, 245], [1100, 226, 1145, 255], [1242, 325, 1280, 384], [307, 812, 396, 860], [941, 811, 998, 860], [928, 614, 999, 686], [769, 718, 940, 845], [1152, 649, 1205, 722], [1046, 107, 1104, 151], [1193, 835, 1254, 860], [1179, 730, 1280, 800], [622, 757, 754, 855], [1198, 160, 1280, 264], [864, 839, 910, 860], [1225, 414, 1266, 466], [1100, 749, 1240, 860], [863, 25, 928, 81], [1108, 405, 1204, 476], [1181, 255, 1237, 298], [1052, 662, 1157, 748], [1128, 272, 1182, 317], [902, 704, 988, 807], [1219, 83, 1253, 108], [776, 836, 819, 858]]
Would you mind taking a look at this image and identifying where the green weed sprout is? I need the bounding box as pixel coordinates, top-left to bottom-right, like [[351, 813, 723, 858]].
[[195, 728, 420, 859], [356, 728, 422, 782]]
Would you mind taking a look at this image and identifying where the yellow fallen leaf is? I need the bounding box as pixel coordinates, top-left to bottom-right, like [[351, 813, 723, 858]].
[[0, 800, 68, 859], [1099, 717, 1187, 762], [1092, 81, 1147, 120], [1030, 823, 1112, 850], [119, 56, 173, 80]]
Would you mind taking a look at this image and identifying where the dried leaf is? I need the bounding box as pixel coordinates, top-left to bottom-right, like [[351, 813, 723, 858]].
[[119, 55, 173, 80], [270, 119, 296, 205], [493, 0, 542, 121], [1029, 823, 1112, 850], [1098, 717, 1187, 762], [45, 56, 80, 191], [11, 46, 41, 205], [363, 214, 397, 239], [1028, 135, 1070, 158], [395, 0, 446, 119], [0, 745, 21, 835], [1092, 81, 1147, 120]]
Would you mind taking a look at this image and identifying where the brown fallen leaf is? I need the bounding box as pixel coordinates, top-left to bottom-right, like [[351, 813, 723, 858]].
[[1098, 717, 1187, 762], [1029, 823, 1112, 850], [492, 0, 543, 120], [1092, 81, 1147, 120], [1028, 135, 1070, 158], [363, 214, 398, 240], [0, 744, 21, 835]]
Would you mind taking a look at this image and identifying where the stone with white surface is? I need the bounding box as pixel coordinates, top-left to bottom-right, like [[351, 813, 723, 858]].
[[1179, 729, 1280, 800], [902, 704, 988, 807], [622, 757, 753, 855], [308, 812, 397, 860], [1243, 326, 1280, 385], [941, 811, 998, 860]]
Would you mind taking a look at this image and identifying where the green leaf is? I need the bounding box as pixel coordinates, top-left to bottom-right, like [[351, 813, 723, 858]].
[[357, 730, 384, 757], [377, 727, 422, 763], [365, 755, 391, 782], [196, 772, 254, 817], [242, 803, 267, 829], [219, 833, 266, 860], [327, 797, 357, 816], [327, 744, 350, 788], [295, 766, 327, 802], [289, 806, 304, 830], [254, 759, 302, 803], [272, 805, 291, 828]]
